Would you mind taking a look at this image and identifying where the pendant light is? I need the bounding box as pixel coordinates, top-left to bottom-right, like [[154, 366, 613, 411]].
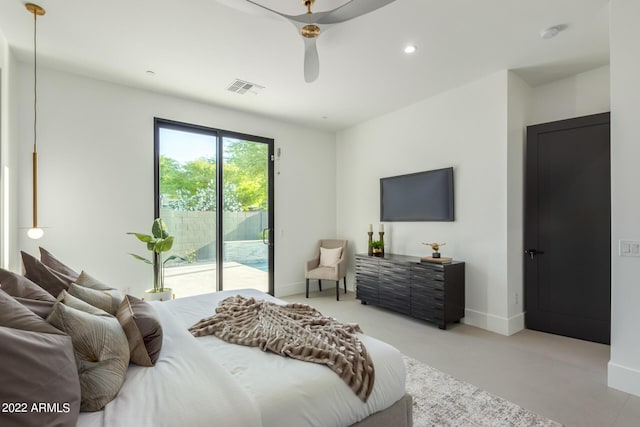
[[26, 3, 45, 240]]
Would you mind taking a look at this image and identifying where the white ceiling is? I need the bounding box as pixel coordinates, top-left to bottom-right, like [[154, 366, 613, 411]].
[[0, 0, 610, 132]]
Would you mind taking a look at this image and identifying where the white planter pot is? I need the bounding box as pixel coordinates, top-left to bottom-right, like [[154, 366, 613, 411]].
[[144, 288, 173, 302]]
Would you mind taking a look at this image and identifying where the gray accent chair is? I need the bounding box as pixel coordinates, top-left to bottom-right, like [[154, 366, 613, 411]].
[[305, 239, 348, 301]]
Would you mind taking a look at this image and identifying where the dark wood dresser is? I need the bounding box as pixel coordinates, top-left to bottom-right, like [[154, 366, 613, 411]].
[[355, 253, 465, 329]]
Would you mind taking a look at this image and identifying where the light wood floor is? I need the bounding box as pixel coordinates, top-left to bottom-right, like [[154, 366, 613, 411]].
[[282, 290, 640, 427]]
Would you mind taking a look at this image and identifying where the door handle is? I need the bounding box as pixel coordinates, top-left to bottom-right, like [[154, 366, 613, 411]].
[[524, 249, 545, 260], [262, 228, 274, 246]]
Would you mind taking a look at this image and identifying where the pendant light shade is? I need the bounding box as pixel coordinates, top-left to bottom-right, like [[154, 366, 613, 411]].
[[26, 3, 45, 240]]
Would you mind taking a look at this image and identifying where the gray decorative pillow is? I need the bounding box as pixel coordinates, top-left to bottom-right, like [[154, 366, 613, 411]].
[[57, 290, 113, 317], [14, 297, 55, 318], [117, 295, 163, 366], [67, 283, 116, 315], [0, 290, 81, 426], [75, 270, 114, 290], [75, 271, 123, 314], [0, 268, 56, 302], [47, 302, 130, 412], [21, 251, 75, 297], [39, 247, 80, 280]]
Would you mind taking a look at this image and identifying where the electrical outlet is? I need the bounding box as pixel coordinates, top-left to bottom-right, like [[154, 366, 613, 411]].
[[620, 240, 640, 257], [515, 292, 519, 305]]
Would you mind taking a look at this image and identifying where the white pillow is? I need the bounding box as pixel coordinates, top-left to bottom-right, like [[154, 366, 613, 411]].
[[319, 247, 342, 267]]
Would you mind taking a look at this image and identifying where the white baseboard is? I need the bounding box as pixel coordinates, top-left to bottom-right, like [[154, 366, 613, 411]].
[[608, 361, 640, 397], [463, 308, 525, 336], [507, 312, 525, 335]]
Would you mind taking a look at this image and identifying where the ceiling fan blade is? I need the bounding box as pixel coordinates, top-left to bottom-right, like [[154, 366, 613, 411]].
[[303, 37, 320, 83], [242, 0, 296, 21], [236, 0, 317, 29], [316, 0, 397, 25]]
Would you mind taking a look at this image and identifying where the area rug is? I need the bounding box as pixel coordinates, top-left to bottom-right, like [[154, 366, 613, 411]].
[[403, 356, 563, 427]]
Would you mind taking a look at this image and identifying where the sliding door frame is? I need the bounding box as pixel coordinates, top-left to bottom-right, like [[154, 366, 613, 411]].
[[154, 117, 275, 295]]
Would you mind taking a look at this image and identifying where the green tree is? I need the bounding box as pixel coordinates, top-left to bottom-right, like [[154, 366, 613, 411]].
[[159, 156, 183, 196], [224, 141, 268, 210], [160, 141, 268, 213], [181, 157, 216, 194]]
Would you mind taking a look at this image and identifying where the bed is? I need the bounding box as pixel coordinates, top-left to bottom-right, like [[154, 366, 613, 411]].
[[77, 289, 412, 427]]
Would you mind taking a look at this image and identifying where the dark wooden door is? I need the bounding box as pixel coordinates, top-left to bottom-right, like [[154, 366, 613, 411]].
[[524, 112, 610, 344]]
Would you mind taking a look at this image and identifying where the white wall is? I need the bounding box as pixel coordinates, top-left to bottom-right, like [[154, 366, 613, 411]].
[[0, 35, 20, 272], [336, 65, 612, 338], [506, 72, 531, 331], [608, 0, 640, 397], [337, 70, 518, 334], [14, 66, 336, 298], [529, 65, 610, 125], [0, 31, 7, 268]]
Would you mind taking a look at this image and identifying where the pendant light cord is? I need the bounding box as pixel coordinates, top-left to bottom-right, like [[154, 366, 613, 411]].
[[25, 3, 44, 239], [33, 8, 38, 153]]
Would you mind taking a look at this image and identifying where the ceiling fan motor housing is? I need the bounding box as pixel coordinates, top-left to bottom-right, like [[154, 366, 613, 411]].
[[301, 24, 321, 38]]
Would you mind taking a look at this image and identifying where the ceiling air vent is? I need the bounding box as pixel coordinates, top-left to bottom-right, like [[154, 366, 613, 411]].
[[226, 79, 265, 95]]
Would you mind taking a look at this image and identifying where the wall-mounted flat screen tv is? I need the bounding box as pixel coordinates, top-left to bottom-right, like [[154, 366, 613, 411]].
[[380, 167, 454, 221]]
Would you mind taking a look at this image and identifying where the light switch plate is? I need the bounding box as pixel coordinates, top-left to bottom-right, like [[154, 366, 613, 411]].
[[620, 240, 640, 257]]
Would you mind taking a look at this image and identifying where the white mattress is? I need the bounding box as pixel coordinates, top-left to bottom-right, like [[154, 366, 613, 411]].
[[78, 289, 406, 427]]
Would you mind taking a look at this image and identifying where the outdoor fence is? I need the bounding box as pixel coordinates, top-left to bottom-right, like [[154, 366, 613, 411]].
[[160, 208, 268, 263]]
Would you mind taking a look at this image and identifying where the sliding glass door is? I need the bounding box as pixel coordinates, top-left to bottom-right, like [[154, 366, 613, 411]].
[[221, 136, 272, 292], [155, 119, 274, 297]]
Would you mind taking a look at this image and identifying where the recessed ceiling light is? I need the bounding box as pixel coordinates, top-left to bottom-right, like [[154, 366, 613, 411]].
[[404, 45, 417, 54]]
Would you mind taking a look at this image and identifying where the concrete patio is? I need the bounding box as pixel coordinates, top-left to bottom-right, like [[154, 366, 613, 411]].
[[163, 261, 269, 298]]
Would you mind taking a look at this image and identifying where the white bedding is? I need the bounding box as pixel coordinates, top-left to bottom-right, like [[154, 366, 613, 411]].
[[78, 289, 406, 427]]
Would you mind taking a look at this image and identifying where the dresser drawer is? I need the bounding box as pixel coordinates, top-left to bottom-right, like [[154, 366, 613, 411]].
[[411, 287, 445, 303], [413, 262, 445, 273], [356, 258, 378, 272], [411, 279, 444, 294], [379, 294, 410, 314], [356, 278, 378, 291], [356, 285, 379, 305], [355, 255, 378, 264], [411, 306, 444, 324], [356, 269, 379, 282], [379, 261, 410, 280], [411, 296, 444, 311], [411, 264, 445, 281], [379, 281, 410, 297]]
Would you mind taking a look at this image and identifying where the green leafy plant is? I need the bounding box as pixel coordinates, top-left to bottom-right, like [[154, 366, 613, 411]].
[[128, 218, 185, 293], [369, 240, 384, 250], [184, 248, 197, 264]]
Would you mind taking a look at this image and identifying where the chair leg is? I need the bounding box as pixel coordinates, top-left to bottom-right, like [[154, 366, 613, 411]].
[[318, 280, 322, 292], [343, 276, 347, 294], [306, 279, 309, 298], [336, 281, 340, 301]]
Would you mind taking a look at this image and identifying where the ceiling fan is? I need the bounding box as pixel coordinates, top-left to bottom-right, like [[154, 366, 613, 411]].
[[240, 0, 398, 83]]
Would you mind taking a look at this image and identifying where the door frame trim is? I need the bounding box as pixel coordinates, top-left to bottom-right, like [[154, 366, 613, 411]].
[[524, 112, 611, 343], [154, 117, 275, 296]]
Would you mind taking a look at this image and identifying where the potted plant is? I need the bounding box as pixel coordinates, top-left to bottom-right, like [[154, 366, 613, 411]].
[[370, 240, 384, 257], [128, 218, 185, 301]]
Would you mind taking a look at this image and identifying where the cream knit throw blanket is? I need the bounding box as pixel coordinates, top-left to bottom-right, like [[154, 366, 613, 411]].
[[189, 295, 375, 401]]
